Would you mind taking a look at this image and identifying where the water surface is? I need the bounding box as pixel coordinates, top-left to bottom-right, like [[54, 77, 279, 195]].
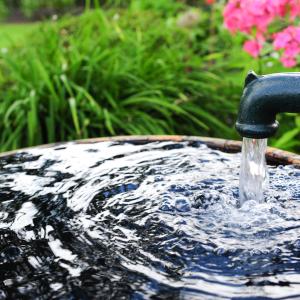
[[0, 141, 299, 299]]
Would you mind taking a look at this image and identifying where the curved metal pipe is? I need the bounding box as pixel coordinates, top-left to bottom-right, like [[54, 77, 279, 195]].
[[236, 71, 300, 138]]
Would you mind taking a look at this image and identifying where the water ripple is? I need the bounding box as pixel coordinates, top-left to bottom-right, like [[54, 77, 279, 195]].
[[0, 141, 299, 299]]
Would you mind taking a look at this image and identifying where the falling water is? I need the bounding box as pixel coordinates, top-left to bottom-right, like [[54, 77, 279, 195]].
[[239, 137, 269, 206]]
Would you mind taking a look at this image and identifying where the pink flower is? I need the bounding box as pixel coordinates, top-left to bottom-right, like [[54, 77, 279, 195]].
[[287, 0, 300, 19], [243, 39, 263, 57], [224, 0, 282, 34], [223, 0, 300, 67], [224, 0, 300, 35], [273, 26, 300, 67], [273, 30, 292, 50], [281, 55, 297, 67]]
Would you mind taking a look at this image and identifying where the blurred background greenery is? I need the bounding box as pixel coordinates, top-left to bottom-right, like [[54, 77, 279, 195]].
[[0, 0, 299, 153]]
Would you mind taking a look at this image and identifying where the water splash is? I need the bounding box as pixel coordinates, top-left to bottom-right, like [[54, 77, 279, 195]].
[[239, 138, 269, 207]]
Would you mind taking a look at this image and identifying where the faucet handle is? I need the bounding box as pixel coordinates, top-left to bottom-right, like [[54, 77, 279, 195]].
[[244, 70, 260, 87]]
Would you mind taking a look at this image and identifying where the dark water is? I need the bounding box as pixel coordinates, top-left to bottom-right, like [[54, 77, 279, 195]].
[[0, 141, 299, 300]]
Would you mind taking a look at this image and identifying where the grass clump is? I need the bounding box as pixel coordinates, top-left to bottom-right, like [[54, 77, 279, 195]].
[[0, 6, 240, 151], [0, 23, 39, 47]]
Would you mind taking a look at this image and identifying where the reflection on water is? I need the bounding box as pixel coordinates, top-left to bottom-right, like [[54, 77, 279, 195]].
[[0, 141, 299, 299]]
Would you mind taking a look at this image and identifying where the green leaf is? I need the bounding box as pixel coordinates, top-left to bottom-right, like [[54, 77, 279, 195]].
[[274, 128, 299, 148], [68, 97, 81, 137]]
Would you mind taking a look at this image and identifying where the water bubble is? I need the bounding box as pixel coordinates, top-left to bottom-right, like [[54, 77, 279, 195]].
[[169, 184, 187, 193], [160, 202, 173, 212], [215, 247, 227, 255], [250, 249, 262, 256], [183, 190, 192, 197], [154, 176, 164, 182], [294, 240, 300, 249], [272, 248, 282, 255], [175, 198, 191, 212]]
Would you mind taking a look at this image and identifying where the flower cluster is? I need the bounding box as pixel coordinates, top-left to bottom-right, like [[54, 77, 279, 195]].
[[273, 26, 300, 67], [222, 0, 300, 67]]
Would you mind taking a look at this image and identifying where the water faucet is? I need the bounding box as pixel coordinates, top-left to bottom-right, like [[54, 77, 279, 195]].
[[236, 71, 300, 139]]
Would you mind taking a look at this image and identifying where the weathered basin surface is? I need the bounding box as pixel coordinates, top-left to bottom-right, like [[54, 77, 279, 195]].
[[0, 135, 299, 299]]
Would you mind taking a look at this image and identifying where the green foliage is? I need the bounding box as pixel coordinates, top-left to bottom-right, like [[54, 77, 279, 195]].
[[0, 0, 77, 20], [0, 0, 299, 153], [128, 0, 184, 16], [0, 6, 240, 152], [0, 23, 39, 48], [21, 0, 76, 18], [0, 1, 8, 20]]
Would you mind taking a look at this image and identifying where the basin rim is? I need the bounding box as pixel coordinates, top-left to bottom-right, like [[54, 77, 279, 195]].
[[0, 135, 299, 167]]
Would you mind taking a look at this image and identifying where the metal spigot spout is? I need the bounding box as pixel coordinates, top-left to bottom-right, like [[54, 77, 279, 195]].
[[236, 71, 300, 139]]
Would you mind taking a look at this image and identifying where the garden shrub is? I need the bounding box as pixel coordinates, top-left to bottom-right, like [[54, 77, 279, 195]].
[[1, 1, 299, 152], [0, 6, 241, 151]]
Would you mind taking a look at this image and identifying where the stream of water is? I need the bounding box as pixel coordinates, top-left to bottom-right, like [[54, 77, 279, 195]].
[[0, 141, 299, 299], [239, 138, 269, 207]]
